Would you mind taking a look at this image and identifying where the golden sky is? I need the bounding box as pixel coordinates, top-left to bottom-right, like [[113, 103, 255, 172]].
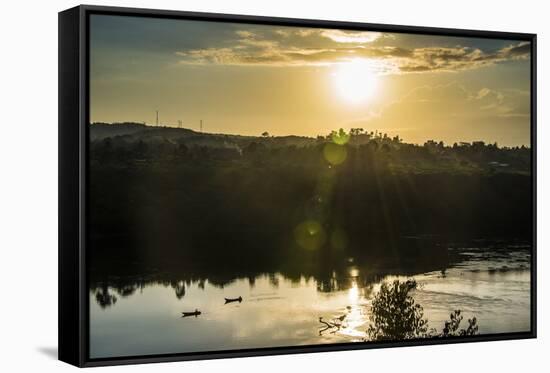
[[90, 15, 531, 146]]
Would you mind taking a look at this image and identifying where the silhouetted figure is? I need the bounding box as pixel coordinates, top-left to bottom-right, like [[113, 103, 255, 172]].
[[224, 296, 242, 304]]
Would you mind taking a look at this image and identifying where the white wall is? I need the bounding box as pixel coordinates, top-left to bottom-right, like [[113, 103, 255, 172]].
[[0, 0, 546, 371]]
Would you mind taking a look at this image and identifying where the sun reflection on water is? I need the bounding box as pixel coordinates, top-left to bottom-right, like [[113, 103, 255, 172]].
[[348, 283, 359, 302], [337, 270, 369, 339]]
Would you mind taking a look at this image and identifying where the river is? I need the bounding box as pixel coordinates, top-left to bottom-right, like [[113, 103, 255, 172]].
[[89, 245, 531, 358]]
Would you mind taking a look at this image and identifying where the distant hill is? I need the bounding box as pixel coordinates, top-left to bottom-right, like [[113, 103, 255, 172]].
[[90, 122, 317, 148], [90, 122, 152, 140]]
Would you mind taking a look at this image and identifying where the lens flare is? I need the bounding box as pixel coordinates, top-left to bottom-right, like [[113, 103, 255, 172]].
[[294, 220, 327, 250], [323, 143, 347, 165]]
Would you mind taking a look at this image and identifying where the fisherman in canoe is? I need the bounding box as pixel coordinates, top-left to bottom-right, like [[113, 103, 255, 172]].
[[224, 296, 243, 304], [181, 309, 201, 317]]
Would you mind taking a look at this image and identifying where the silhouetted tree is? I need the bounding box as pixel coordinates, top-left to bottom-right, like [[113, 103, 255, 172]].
[[94, 285, 117, 309], [367, 279, 428, 341], [367, 279, 480, 341], [440, 310, 479, 337]]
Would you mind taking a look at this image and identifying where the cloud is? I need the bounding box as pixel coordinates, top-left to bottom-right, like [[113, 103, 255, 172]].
[[357, 82, 529, 130], [235, 30, 254, 38], [391, 83, 527, 117], [320, 30, 382, 43], [176, 28, 388, 68], [475, 87, 504, 110], [399, 41, 531, 73], [176, 29, 530, 74], [474, 87, 529, 118], [499, 41, 531, 58]]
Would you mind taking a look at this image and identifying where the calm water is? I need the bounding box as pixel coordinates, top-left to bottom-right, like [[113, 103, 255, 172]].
[[89, 246, 531, 358]]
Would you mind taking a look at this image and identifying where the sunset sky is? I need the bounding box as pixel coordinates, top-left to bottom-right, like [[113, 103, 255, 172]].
[[90, 15, 531, 146]]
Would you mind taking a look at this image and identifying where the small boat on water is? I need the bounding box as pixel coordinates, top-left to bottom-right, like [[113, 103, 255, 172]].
[[181, 309, 201, 317], [224, 296, 243, 304]]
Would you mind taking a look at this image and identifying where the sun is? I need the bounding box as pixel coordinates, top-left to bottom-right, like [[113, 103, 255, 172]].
[[332, 59, 379, 104]]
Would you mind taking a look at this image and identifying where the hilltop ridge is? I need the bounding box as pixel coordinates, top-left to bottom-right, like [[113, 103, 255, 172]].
[[90, 122, 317, 147]]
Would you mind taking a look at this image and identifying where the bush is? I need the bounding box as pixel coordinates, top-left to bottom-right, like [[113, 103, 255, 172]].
[[441, 310, 479, 337], [367, 279, 428, 340], [367, 279, 479, 341]]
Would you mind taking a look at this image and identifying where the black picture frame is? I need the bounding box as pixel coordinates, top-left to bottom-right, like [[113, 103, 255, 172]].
[[59, 4, 537, 367]]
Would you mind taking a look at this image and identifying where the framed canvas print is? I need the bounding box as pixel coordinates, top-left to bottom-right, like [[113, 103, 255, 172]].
[[58, 5, 537, 367]]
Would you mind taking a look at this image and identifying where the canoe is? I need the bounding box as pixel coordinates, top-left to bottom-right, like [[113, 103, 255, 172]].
[[181, 310, 201, 317], [224, 296, 242, 303]]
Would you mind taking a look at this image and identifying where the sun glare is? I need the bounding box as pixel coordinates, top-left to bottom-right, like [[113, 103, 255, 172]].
[[333, 59, 379, 104]]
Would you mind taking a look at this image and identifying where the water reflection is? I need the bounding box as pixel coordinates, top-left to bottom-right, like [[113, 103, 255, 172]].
[[91, 263, 424, 309], [89, 246, 531, 358]]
